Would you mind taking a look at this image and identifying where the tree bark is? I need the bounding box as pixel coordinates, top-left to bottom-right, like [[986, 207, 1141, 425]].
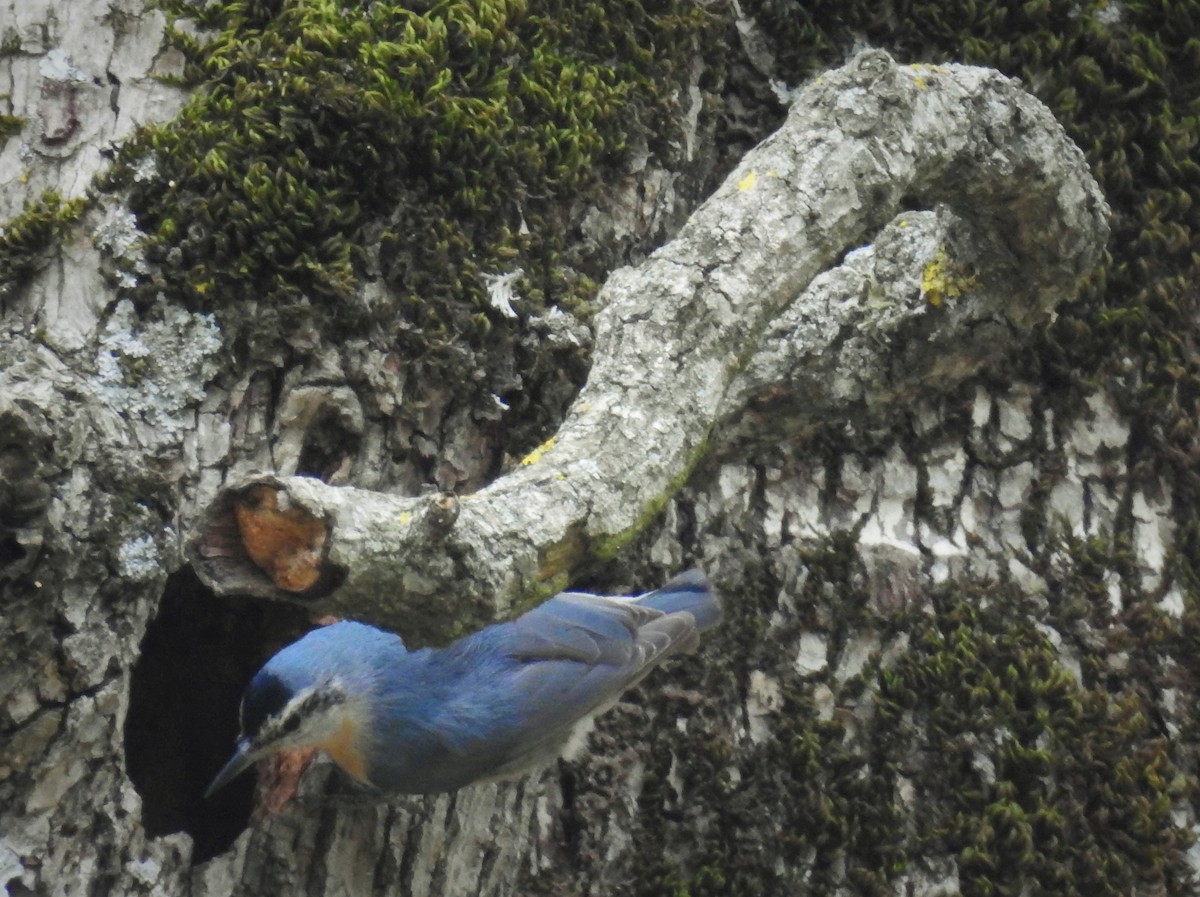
[[190, 52, 1107, 637], [9, 2, 1181, 897]]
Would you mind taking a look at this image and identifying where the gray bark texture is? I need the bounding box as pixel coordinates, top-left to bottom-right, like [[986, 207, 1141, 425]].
[[10, 2, 1183, 897]]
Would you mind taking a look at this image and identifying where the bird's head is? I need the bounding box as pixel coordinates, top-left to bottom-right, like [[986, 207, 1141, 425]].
[[206, 621, 399, 796]]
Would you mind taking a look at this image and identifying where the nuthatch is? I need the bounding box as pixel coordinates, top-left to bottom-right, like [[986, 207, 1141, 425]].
[[207, 569, 719, 796]]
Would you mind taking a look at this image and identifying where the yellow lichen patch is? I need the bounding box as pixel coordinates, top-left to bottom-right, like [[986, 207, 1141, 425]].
[[921, 247, 980, 308], [738, 170, 759, 191], [520, 435, 557, 466], [909, 62, 950, 90]]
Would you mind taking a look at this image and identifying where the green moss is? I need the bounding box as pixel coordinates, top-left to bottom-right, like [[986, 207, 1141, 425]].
[[736, 0, 1200, 591], [0, 190, 90, 298], [0, 114, 23, 141], [536, 6, 1200, 894], [105, 0, 712, 402], [0, 93, 23, 144], [667, 8, 1200, 886], [872, 591, 1190, 896], [615, 536, 1195, 896], [594, 432, 712, 562]]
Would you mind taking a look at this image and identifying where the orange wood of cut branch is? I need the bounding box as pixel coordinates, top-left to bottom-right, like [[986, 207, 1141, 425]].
[[233, 485, 326, 592]]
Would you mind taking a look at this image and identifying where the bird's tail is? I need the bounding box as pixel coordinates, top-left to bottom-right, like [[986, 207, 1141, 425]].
[[636, 568, 721, 631]]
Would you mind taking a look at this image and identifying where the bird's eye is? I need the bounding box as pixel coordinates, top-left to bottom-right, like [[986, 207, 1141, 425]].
[[279, 714, 302, 735]]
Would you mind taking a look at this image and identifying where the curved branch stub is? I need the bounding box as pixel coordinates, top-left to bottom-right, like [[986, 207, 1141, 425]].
[[191, 51, 1109, 632]]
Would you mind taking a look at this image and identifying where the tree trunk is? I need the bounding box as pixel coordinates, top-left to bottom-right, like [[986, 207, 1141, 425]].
[[2, 2, 1193, 897]]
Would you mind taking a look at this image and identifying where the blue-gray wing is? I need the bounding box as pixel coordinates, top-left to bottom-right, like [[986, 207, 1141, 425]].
[[507, 591, 685, 664], [494, 575, 713, 748], [416, 572, 716, 785], [506, 568, 715, 667]]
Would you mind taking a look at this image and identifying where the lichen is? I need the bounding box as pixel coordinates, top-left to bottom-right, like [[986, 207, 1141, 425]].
[[92, 205, 151, 289], [921, 245, 980, 308], [117, 533, 167, 581], [519, 435, 557, 467], [90, 298, 223, 442]]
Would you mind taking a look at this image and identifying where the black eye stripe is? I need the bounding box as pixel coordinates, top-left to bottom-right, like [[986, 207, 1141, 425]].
[[297, 686, 346, 716], [257, 685, 347, 741]]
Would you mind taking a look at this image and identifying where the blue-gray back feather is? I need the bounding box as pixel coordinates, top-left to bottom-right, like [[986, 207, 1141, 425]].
[[305, 570, 718, 793]]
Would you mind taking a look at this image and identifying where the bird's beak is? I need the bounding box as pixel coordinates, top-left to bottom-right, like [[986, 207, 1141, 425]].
[[205, 737, 258, 798]]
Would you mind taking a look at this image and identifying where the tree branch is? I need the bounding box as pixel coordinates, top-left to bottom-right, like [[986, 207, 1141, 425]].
[[190, 51, 1108, 638]]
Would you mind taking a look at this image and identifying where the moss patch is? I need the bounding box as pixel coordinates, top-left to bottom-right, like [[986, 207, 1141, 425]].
[[107, 0, 711, 398], [0, 94, 23, 144], [873, 592, 1190, 896], [620, 552, 1193, 897], [0, 189, 90, 299], [676, 7, 1200, 886], [737, 0, 1200, 579]]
